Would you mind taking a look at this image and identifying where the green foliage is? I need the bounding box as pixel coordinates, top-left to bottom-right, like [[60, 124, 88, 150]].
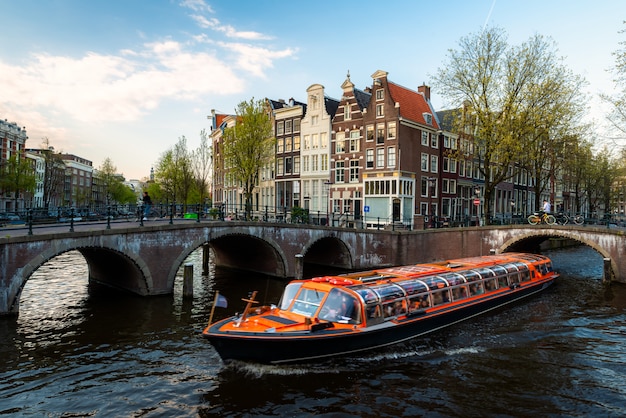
[[0, 155, 36, 207], [290, 206, 309, 224], [223, 98, 275, 219]]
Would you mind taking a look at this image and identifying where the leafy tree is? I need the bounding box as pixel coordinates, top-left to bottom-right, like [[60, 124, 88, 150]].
[[154, 136, 194, 212], [0, 155, 36, 210], [433, 27, 586, 223], [222, 98, 275, 220]]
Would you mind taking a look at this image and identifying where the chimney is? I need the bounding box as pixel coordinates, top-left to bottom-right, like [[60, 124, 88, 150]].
[[418, 83, 430, 101]]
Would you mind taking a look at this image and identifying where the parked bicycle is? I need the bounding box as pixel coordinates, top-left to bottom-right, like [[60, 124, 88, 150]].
[[554, 212, 584, 225], [527, 212, 556, 225]]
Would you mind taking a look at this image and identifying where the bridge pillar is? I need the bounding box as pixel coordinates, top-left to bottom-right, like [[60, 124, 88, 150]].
[[603, 258, 612, 283]]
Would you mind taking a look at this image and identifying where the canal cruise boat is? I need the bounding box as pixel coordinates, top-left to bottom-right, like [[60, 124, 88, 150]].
[[202, 252, 558, 364]]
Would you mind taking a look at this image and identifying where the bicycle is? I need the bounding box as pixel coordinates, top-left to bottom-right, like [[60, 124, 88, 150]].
[[527, 212, 556, 225], [554, 212, 584, 225]]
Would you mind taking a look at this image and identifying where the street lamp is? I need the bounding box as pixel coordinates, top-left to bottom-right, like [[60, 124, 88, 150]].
[[324, 180, 332, 226], [427, 177, 437, 228]]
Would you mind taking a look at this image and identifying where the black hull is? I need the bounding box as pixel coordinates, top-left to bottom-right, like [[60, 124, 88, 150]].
[[204, 279, 554, 364]]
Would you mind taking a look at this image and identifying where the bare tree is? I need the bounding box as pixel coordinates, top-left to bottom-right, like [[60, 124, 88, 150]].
[[192, 129, 212, 206]]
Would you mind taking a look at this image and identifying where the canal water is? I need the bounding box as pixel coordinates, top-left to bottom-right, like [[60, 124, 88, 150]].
[[1, 246, 625, 417]]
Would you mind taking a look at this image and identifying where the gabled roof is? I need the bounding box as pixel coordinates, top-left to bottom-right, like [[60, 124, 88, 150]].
[[354, 88, 372, 111], [388, 81, 440, 130], [324, 96, 340, 118]]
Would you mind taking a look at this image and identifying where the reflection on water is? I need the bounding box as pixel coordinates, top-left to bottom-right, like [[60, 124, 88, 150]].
[[1, 246, 625, 416]]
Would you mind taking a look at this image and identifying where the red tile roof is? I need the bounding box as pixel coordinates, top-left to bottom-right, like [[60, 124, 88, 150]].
[[387, 82, 439, 130]]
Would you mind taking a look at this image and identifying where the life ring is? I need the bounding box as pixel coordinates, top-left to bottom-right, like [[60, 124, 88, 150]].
[[329, 278, 353, 286], [311, 276, 333, 282]]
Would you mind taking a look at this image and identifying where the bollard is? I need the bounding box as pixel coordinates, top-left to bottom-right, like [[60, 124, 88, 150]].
[[603, 258, 611, 284], [202, 244, 210, 275], [295, 254, 304, 280], [183, 263, 194, 298]]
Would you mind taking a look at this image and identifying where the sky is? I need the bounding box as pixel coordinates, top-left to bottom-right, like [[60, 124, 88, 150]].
[[1, 0, 625, 180]]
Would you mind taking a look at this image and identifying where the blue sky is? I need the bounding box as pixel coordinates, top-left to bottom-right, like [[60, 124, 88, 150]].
[[1, 0, 624, 180]]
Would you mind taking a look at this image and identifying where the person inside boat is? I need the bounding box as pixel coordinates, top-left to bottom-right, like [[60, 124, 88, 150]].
[[319, 290, 359, 323]]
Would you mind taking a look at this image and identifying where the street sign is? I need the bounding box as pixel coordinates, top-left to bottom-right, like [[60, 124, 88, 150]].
[[364, 206, 370, 213], [473, 199, 480, 206]]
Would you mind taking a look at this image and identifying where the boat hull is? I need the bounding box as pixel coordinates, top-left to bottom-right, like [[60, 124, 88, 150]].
[[204, 278, 554, 364]]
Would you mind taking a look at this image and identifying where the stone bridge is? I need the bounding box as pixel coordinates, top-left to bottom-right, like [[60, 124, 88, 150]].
[[1, 222, 624, 317]]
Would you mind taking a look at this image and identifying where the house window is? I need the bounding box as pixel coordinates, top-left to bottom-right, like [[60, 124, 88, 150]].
[[387, 146, 396, 168], [421, 131, 428, 146], [277, 121, 284, 135], [285, 120, 292, 134], [349, 130, 360, 152], [459, 160, 465, 176], [320, 132, 327, 149], [285, 137, 292, 152], [443, 157, 449, 172], [421, 153, 428, 171], [285, 157, 292, 174], [293, 136, 300, 150], [376, 104, 384, 117], [335, 132, 345, 153], [277, 158, 284, 176], [303, 156, 309, 172], [312, 133, 319, 149], [344, 104, 351, 120], [312, 155, 319, 171], [376, 89, 384, 100], [294, 156, 300, 174], [335, 161, 345, 183], [350, 160, 359, 182], [277, 138, 284, 153], [321, 154, 328, 171], [376, 124, 385, 144], [431, 133, 438, 148], [450, 158, 457, 173], [366, 125, 374, 141], [387, 122, 396, 140], [303, 135, 310, 150], [293, 118, 300, 132], [376, 148, 384, 168], [366, 149, 374, 168], [443, 135, 450, 148], [430, 155, 438, 173]]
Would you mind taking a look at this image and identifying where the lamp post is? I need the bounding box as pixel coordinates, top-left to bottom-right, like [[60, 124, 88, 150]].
[[510, 199, 515, 224], [427, 177, 437, 228], [324, 180, 332, 226], [474, 186, 481, 226]]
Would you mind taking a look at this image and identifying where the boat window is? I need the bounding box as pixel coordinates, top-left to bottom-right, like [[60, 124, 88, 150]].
[[469, 282, 485, 296], [475, 268, 496, 279], [451, 285, 469, 301], [397, 279, 428, 296], [520, 269, 531, 282], [318, 288, 361, 324], [497, 275, 508, 288], [431, 289, 451, 306], [383, 299, 407, 318], [279, 282, 303, 310], [440, 272, 466, 287], [372, 283, 405, 300], [408, 293, 430, 311], [484, 278, 497, 291], [290, 287, 327, 317], [353, 286, 380, 304], [421, 276, 448, 290], [464, 271, 481, 282], [509, 273, 520, 284]]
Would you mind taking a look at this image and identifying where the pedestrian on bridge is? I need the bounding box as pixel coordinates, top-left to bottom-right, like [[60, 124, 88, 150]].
[[143, 191, 152, 221]]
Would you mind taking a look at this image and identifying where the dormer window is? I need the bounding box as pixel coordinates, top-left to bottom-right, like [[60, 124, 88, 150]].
[[423, 113, 433, 125], [376, 89, 384, 101]]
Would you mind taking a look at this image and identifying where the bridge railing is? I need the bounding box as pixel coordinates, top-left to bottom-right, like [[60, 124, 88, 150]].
[[1, 204, 622, 233]]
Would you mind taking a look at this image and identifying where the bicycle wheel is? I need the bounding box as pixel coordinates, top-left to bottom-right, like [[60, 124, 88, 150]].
[[527, 214, 540, 225], [545, 214, 557, 225], [572, 215, 584, 225], [560, 215, 569, 225]]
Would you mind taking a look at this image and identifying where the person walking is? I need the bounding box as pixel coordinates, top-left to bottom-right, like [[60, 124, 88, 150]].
[[142, 191, 152, 221], [542, 200, 551, 213]]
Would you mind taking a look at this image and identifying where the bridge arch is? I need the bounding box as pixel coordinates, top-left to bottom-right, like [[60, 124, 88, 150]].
[[10, 239, 152, 314], [200, 229, 289, 278], [301, 235, 353, 271], [498, 229, 617, 279]]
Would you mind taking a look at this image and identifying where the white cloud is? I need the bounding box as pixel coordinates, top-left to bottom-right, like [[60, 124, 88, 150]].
[[0, 41, 243, 124], [179, 0, 214, 13], [218, 42, 297, 77]]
